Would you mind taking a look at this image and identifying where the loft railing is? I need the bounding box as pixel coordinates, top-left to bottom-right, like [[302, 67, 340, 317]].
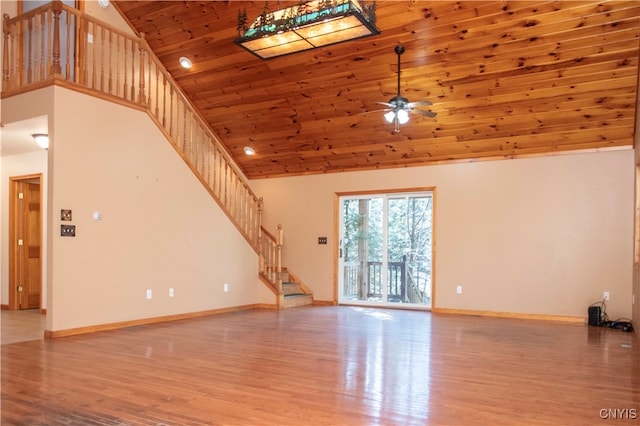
[[2, 1, 282, 290]]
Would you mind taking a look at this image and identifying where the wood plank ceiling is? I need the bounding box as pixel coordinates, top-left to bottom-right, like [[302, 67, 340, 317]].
[[114, 1, 640, 179]]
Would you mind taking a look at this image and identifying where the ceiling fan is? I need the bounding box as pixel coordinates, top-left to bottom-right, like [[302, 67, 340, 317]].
[[376, 44, 436, 133]]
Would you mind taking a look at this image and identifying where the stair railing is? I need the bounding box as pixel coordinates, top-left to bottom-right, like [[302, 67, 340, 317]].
[[2, 1, 282, 289], [259, 225, 283, 295]]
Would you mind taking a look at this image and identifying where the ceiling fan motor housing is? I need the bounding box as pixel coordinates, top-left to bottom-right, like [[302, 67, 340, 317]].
[[389, 95, 409, 109]]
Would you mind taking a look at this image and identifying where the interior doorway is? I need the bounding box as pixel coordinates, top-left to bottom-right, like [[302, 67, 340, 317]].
[[338, 189, 434, 309], [9, 174, 43, 310]]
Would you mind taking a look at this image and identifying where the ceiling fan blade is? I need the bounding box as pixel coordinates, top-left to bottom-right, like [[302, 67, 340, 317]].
[[376, 101, 395, 108], [411, 109, 437, 118], [358, 108, 391, 116], [407, 100, 433, 107]]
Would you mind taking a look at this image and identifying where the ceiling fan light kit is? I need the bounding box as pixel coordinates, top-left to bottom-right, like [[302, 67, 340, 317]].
[[377, 44, 436, 133], [235, 0, 379, 60]]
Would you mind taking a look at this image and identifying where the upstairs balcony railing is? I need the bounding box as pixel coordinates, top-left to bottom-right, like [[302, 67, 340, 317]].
[[2, 1, 283, 292]]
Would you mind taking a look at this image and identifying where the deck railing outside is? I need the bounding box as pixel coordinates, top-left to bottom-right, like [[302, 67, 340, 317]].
[[2, 1, 281, 287], [342, 258, 430, 304]]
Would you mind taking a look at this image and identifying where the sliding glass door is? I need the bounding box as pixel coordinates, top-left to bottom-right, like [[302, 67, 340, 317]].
[[338, 191, 433, 308]]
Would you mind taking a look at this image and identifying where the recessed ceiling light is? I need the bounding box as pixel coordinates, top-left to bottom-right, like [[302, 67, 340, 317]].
[[243, 146, 255, 155], [179, 57, 192, 69]]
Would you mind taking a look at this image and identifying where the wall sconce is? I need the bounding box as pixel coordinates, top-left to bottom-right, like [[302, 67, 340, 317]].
[[32, 134, 49, 149]]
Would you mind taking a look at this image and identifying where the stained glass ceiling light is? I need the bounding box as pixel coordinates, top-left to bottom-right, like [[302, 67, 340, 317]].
[[235, 0, 379, 60]]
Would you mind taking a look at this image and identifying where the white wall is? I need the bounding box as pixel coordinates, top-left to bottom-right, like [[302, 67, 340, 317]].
[[50, 87, 273, 331], [251, 149, 634, 320], [2, 86, 274, 333]]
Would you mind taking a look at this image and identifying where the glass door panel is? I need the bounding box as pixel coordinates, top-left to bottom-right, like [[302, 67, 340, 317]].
[[340, 197, 383, 303], [339, 192, 433, 308], [387, 196, 433, 306]]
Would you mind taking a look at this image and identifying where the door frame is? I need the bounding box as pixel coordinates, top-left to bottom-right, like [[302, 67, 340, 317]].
[[8, 173, 43, 310], [334, 187, 437, 309]]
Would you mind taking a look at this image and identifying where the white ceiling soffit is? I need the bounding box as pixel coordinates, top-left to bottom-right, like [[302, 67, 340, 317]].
[[0, 115, 49, 157]]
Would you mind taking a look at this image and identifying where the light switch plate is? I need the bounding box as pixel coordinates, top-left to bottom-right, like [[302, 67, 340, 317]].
[[61, 224, 75, 237]]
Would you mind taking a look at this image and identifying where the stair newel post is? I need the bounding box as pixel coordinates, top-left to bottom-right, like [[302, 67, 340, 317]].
[[50, 0, 63, 77], [277, 224, 283, 294], [2, 14, 10, 88]]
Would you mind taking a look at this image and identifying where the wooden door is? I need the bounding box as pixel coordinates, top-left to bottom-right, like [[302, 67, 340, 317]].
[[9, 176, 42, 310]]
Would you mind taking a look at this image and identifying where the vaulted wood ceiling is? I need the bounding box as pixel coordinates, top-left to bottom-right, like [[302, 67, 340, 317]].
[[114, 1, 640, 179]]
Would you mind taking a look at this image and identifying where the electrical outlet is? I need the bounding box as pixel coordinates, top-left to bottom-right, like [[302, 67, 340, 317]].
[[146, 289, 152, 300], [169, 288, 174, 298], [603, 291, 610, 301], [318, 237, 328, 245], [224, 283, 229, 292], [456, 285, 463, 294], [87, 33, 93, 44]]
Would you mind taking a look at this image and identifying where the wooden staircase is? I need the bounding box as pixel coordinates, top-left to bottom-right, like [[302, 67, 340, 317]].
[[259, 267, 314, 309], [2, 2, 313, 310], [281, 270, 313, 309]]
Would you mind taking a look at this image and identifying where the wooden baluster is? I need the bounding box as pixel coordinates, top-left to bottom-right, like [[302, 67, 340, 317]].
[[38, 12, 44, 80], [27, 16, 33, 83], [107, 29, 112, 94], [230, 172, 235, 218], [115, 33, 121, 96], [200, 126, 206, 180], [212, 147, 218, 197], [78, 17, 85, 85], [51, 0, 62, 76], [181, 103, 186, 154], [161, 74, 167, 126], [100, 25, 105, 91], [154, 66, 159, 118], [91, 22, 96, 89], [174, 98, 181, 150], [241, 184, 247, 233], [169, 85, 174, 138], [3, 14, 10, 88], [258, 198, 264, 252], [122, 36, 128, 98], [218, 149, 223, 199], [76, 14, 84, 85], [65, 9, 71, 80], [130, 39, 135, 101], [206, 132, 212, 185], [249, 196, 254, 239], [138, 32, 146, 105]]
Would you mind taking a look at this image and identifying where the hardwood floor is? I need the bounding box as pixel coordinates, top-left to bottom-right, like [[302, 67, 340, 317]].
[[1, 306, 638, 425], [1, 308, 46, 345]]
